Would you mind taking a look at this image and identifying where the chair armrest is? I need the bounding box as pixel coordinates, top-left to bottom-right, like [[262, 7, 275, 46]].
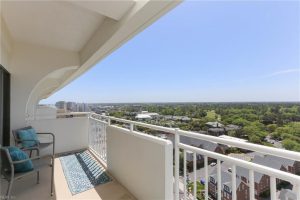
[[37, 132, 55, 155], [37, 132, 55, 141], [12, 155, 54, 164]]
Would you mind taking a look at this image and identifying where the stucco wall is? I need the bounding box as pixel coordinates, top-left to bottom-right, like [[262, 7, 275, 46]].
[[106, 126, 173, 200], [9, 42, 79, 132], [0, 16, 12, 71], [29, 117, 89, 154]]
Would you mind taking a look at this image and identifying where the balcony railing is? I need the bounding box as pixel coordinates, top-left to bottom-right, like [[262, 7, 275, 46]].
[[30, 112, 300, 200], [89, 117, 107, 163], [88, 113, 300, 200]]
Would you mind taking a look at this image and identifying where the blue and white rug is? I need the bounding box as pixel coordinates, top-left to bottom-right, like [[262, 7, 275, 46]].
[[59, 150, 111, 195]]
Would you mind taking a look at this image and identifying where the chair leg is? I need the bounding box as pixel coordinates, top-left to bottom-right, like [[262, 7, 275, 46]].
[[37, 171, 40, 184], [29, 150, 32, 158], [50, 158, 54, 196], [6, 180, 13, 200]]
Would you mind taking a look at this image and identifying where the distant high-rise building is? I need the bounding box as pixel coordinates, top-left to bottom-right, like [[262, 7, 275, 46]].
[[66, 102, 77, 111], [77, 103, 90, 112], [55, 101, 66, 110]]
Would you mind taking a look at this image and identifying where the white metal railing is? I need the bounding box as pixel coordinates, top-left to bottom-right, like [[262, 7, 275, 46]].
[[88, 116, 108, 163], [88, 113, 300, 200]]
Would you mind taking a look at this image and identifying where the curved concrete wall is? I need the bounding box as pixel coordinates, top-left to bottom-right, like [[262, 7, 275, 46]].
[[9, 42, 79, 131]]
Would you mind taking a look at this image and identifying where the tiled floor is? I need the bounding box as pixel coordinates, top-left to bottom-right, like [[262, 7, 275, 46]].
[[1, 153, 136, 200]]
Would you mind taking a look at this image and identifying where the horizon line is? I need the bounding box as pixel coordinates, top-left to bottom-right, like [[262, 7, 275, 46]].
[[41, 100, 300, 105]]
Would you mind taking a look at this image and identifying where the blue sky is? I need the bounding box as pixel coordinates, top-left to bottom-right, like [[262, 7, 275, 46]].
[[41, 0, 300, 104]]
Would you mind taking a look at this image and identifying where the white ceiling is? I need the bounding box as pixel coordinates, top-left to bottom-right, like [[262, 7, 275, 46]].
[[1, 0, 134, 51], [69, 1, 135, 21]]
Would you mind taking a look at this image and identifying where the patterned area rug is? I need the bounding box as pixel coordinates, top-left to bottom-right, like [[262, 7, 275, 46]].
[[59, 150, 111, 195]]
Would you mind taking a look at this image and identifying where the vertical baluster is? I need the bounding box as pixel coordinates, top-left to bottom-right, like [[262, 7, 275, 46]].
[[204, 156, 208, 200], [231, 165, 237, 200], [296, 184, 300, 200], [94, 123, 96, 153], [88, 120, 90, 147], [217, 160, 221, 200], [183, 149, 187, 200], [96, 123, 99, 156], [249, 170, 255, 200], [104, 124, 107, 162], [102, 123, 104, 159], [97, 123, 99, 156], [193, 152, 197, 200], [100, 123, 103, 159], [270, 176, 276, 200], [100, 123, 104, 160], [130, 123, 134, 132], [94, 122, 96, 152], [97, 122, 103, 159], [174, 130, 180, 200]]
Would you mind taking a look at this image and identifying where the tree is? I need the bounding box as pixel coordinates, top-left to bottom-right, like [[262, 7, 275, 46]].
[[231, 118, 250, 127], [266, 124, 277, 132]]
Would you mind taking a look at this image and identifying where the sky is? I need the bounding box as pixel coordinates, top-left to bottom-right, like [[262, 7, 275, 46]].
[[41, 0, 300, 104]]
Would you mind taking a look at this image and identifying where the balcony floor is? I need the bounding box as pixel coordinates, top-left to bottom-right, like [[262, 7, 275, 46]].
[[1, 153, 136, 200]]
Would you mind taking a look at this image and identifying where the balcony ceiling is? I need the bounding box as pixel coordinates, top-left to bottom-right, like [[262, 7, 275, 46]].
[[1, 0, 134, 51], [1, 0, 182, 119]]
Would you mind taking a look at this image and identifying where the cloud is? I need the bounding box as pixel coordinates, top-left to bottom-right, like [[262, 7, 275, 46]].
[[264, 68, 300, 78]]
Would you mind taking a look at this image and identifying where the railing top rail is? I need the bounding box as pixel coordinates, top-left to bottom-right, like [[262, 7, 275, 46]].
[[57, 112, 90, 116], [178, 129, 300, 162], [90, 117, 108, 125], [179, 143, 300, 185], [101, 115, 176, 134], [92, 113, 300, 162]]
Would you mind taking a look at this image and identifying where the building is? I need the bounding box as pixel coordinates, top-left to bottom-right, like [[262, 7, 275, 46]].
[[209, 170, 232, 200], [279, 189, 297, 200], [208, 127, 226, 136], [66, 102, 77, 112], [180, 135, 226, 170], [208, 156, 298, 200], [225, 124, 240, 131], [206, 121, 224, 128], [265, 155, 300, 175], [135, 114, 152, 121], [208, 166, 250, 200], [135, 111, 159, 121], [55, 101, 66, 110]]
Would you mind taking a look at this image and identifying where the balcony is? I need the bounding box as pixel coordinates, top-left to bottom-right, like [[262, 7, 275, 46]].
[[2, 1, 299, 200], [2, 112, 300, 200]]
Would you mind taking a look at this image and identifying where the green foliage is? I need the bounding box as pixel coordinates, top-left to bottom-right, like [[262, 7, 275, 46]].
[[259, 189, 270, 198], [266, 124, 277, 132], [188, 181, 205, 200], [225, 147, 242, 154], [206, 110, 217, 121], [108, 103, 300, 152], [282, 139, 300, 152]]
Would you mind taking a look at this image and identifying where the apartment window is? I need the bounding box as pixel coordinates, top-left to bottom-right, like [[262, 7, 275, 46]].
[[224, 185, 230, 193], [0, 65, 10, 146]]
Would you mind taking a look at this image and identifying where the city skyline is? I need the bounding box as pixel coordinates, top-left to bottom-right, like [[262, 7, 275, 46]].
[[41, 1, 300, 104]]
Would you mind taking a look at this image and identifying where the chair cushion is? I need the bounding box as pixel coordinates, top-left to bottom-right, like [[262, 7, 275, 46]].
[[17, 128, 39, 148], [7, 147, 33, 172]]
